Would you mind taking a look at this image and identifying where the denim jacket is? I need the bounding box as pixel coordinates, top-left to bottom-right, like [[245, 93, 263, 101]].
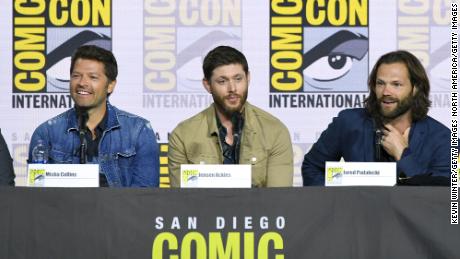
[[28, 102, 159, 187]]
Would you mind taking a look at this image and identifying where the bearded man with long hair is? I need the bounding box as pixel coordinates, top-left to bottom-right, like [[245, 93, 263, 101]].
[[302, 50, 450, 186]]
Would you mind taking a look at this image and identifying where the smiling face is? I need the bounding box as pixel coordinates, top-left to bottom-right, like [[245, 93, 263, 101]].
[[203, 63, 249, 117], [70, 58, 116, 113], [375, 62, 415, 120]]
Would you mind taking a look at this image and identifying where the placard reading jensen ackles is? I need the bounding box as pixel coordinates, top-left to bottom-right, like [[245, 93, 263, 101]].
[[0, 1, 453, 186]]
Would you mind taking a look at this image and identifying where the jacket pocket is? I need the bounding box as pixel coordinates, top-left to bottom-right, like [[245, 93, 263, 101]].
[[116, 148, 136, 169], [115, 148, 137, 185], [242, 150, 268, 187]]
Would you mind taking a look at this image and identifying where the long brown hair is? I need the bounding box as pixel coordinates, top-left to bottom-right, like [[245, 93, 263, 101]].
[[364, 50, 431, 122]]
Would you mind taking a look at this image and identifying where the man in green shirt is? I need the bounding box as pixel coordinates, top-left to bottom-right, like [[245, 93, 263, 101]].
[[168, 46, 293, 187]]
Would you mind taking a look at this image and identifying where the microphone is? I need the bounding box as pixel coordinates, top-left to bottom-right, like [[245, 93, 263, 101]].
[[77, 108, 88, 164], [373, 117, 383, 162], [231, 112, 244, 163], [375, 129, 383, 161]]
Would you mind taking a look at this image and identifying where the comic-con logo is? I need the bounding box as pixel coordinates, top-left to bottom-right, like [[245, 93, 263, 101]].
[[326, 167, 343, 184], [181, 169, 199, 185], [12, 0, 112, 109], [269, 0, 369, 108], [152, 216, 286, 258], [143, 0, 242, 109]]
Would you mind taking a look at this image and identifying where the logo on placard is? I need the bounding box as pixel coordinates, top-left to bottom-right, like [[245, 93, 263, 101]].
[[12, 0, 112, 109], [326, 167, 343, 184], [182, 169, 199, 185], [142, 0, 242, 109], [28, 168, 45, 186], [269, 0, 369, 108]]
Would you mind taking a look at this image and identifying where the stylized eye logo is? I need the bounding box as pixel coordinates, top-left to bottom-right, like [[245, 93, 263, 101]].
[[176, 30, 241, 91], [47, 57, 72, 84], [302, 30, 368, 87], [304, 54, 354, 81], [187, 175, 198, 182], [328, 55, 348, 69], [46, 30, 111, 91]]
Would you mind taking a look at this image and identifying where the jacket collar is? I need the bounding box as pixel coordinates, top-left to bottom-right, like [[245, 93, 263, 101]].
[[406, 117, 426, 150], [66, 101, 120, 133], [205, 103, 219, 136]]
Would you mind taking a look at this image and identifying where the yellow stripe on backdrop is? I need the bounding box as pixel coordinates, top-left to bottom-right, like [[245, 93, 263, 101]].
[[159, 143, 170, 188]]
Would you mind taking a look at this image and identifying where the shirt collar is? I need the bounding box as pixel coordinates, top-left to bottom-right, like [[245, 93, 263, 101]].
[[207, 103, 247, 136], [66, 101, 119, 132]]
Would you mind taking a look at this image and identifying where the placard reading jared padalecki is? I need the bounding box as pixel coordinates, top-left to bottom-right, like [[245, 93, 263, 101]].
[[325, 162, 396, 186], [180, 164, 251, 188]]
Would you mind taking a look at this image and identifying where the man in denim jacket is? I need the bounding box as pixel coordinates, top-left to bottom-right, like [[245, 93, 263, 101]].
[[29, 45, 159, 187]]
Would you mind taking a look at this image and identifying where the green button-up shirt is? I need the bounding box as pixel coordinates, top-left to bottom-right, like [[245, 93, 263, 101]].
[[168, 102, 293, 187]]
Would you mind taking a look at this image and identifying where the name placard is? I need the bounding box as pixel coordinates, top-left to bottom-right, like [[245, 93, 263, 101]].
[[180, 164, 251, 188], [325, 162, 396, 186], [27, 164, 99, 187]]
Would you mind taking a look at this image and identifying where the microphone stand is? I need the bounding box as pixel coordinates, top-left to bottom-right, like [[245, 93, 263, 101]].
[[79, 130, 87, 164], [77, 108, 88, 164], [231, 112, 244, 164], [375, 129, 382, 162], [373, 117, 383, 162]]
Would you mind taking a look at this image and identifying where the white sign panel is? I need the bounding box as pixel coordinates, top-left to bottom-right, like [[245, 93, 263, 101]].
[[27, 164, 99, 187], [325, 162, 396, 186], [180, 164, 251, 188]]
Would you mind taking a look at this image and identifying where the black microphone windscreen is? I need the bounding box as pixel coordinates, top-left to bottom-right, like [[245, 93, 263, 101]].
[[77, 108, 89, 130]]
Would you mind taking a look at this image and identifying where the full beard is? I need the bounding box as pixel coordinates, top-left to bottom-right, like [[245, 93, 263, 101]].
[[213, 92, 248, 117], [378, 95, 413, 122]]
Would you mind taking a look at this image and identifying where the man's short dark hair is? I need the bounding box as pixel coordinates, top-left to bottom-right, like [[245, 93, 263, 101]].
[[70, 45, 118, 82], [364, 50, 431, 122], [202, 46, 248, 81]]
